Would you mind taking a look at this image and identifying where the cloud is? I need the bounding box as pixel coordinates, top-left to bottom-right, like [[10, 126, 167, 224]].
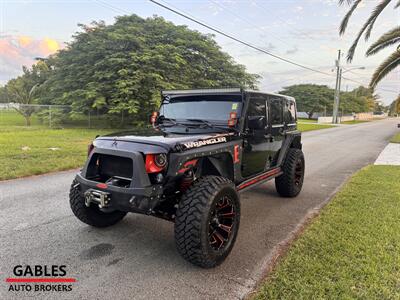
[[18, 36, 32, 47], [263, 42, 276, 51], [41, 38, 60, 54], [319, 44, 337, 54], [206, 2, 223, 16], [294, 6, 304, 12], [0, 35, 63, 84], [286, 46, 299, 55]]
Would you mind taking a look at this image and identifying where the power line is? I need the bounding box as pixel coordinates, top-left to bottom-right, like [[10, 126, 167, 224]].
[[94, 0, 399, 95], [208, 0, 294, 50], [207, 0, 332, 69], [341, 76, 399, 94], [149, 0, 335, 78], [253, 1, 320, 43], [93, 0, 129, 15]]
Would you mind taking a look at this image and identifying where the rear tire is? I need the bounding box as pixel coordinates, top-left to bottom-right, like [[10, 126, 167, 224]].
[[275, 148, 305, 197], [174, 176, 240, 268], [69, 180, 127, 228]]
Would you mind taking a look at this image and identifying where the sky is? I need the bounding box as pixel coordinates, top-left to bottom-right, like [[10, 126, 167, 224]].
[[0, 0, 399, 104]]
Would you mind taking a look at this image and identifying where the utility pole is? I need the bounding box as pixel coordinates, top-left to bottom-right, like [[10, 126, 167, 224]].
[[338, 68, 342, 120], [332, 50, 341, 124]]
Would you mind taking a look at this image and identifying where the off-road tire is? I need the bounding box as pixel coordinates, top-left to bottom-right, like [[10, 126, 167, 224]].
[[69, 179, 127, 227], [174, 176, 240, 268], [275, 148, 305, 197]]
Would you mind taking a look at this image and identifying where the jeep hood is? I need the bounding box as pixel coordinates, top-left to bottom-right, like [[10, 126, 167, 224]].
[[95, 128, 230, 153]]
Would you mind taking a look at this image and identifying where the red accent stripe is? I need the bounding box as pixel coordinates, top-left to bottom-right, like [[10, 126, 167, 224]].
[[6, 278, 76, 283], [237, 168, 281, 190], [96, 183, 108, 189], [178, 159, 198, 174], [233, 145, 240, 164]]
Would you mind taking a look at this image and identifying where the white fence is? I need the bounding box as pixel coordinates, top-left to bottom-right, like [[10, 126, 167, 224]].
[[317, 116, 355, 123], [0, 103, 131, 128], [317, 112, 388, 123]]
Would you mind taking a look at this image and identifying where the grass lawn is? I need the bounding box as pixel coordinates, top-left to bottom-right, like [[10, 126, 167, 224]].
[[341, 120, 370, 125], [298, 118, 317, 123], [254, 165, 400, 299], [390, 132, 400, 143], [297, 123, 335, 132], [0, 126, 110, 180], [0, 109, 41, 127]]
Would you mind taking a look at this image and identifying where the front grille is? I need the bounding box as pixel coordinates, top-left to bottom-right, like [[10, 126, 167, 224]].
[[86, 153, 133, 184]]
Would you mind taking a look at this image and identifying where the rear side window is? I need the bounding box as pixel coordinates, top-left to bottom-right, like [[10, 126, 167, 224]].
[[270, 97, 284, 125], [285, 100, 297, 124]]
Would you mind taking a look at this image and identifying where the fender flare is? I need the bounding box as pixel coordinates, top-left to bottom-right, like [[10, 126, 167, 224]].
[[276, 131, 302, 167]]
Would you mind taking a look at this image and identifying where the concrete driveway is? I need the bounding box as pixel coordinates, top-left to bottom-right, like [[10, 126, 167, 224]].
[[0, 118, 398, 299]]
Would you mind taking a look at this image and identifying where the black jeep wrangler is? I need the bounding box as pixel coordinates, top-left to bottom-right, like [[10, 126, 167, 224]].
[[70, 88, 304, 268]]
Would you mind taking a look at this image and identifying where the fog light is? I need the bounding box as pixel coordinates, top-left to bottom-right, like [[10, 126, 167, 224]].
[[155, 173, 164, 183]]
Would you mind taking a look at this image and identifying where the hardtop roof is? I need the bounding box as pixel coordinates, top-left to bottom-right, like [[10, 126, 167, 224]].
[[161, 88, 295, 101]]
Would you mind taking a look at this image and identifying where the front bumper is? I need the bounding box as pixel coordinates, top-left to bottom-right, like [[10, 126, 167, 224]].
[[74, 173, 164, 213]]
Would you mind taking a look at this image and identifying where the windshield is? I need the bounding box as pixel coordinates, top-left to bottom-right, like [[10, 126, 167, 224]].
[[160, 95, 242, 123]]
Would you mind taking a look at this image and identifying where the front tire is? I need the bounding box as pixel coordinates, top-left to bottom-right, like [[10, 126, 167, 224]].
[[69, 180, 127, 228], [174, 176, 240, 268], [275, 148, 305, 197]]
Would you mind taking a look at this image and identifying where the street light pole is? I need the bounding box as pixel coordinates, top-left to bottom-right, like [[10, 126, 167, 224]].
[[332, 50, 341, 124], [332, 61, 366, 123]]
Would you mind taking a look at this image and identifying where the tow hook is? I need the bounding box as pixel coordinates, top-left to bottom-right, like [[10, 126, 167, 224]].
[[84, 189, 111, 208]]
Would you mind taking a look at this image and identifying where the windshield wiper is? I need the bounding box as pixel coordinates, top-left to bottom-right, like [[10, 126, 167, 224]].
[[156, 116, 193, 132], [156, 116, 177, 127], [183, 119, 236, 132]]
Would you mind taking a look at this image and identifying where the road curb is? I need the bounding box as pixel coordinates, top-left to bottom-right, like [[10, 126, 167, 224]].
[[238, 177, 350, 300], [374, 143, 400, 165]]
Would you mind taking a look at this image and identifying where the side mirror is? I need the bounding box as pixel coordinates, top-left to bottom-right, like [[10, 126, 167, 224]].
[[247, 116, 266, 130], [149, 111, 159, 125]]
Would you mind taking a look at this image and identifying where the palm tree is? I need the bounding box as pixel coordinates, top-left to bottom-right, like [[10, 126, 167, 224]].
[[339, 0, 400, 88]]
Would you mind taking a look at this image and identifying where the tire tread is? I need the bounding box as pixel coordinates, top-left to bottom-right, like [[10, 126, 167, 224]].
[[275, 148, 305, 197], [174, 175, 239, 268], [69, 179, 126, 228]]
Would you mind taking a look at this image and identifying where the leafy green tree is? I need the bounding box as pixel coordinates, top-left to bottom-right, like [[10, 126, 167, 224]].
[[279, 84, 333, 119], [6, 78, 38, 126], [280, 84, 378, 117], [339, 0, 400, 89], [341, 86, 377, 113], [42, 15, 259, 125], [4, 61, 50, 126], [339, 92, 369, 114], [389, 96, 400, 116], [0, 86, 8, 103]]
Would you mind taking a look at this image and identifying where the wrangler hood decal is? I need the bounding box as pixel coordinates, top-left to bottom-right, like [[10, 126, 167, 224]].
[[182, 136, 227, 149]]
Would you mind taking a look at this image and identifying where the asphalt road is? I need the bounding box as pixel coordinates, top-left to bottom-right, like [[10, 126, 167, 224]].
[[1, 119, 398, 300]]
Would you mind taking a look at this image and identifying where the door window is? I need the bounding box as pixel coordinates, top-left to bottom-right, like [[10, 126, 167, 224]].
[[247, 95, 267, 128], [270, 97, 284, 125]]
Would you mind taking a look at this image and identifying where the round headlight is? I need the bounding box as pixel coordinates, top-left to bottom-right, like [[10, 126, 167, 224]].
[[154, 153, 167, 168]]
